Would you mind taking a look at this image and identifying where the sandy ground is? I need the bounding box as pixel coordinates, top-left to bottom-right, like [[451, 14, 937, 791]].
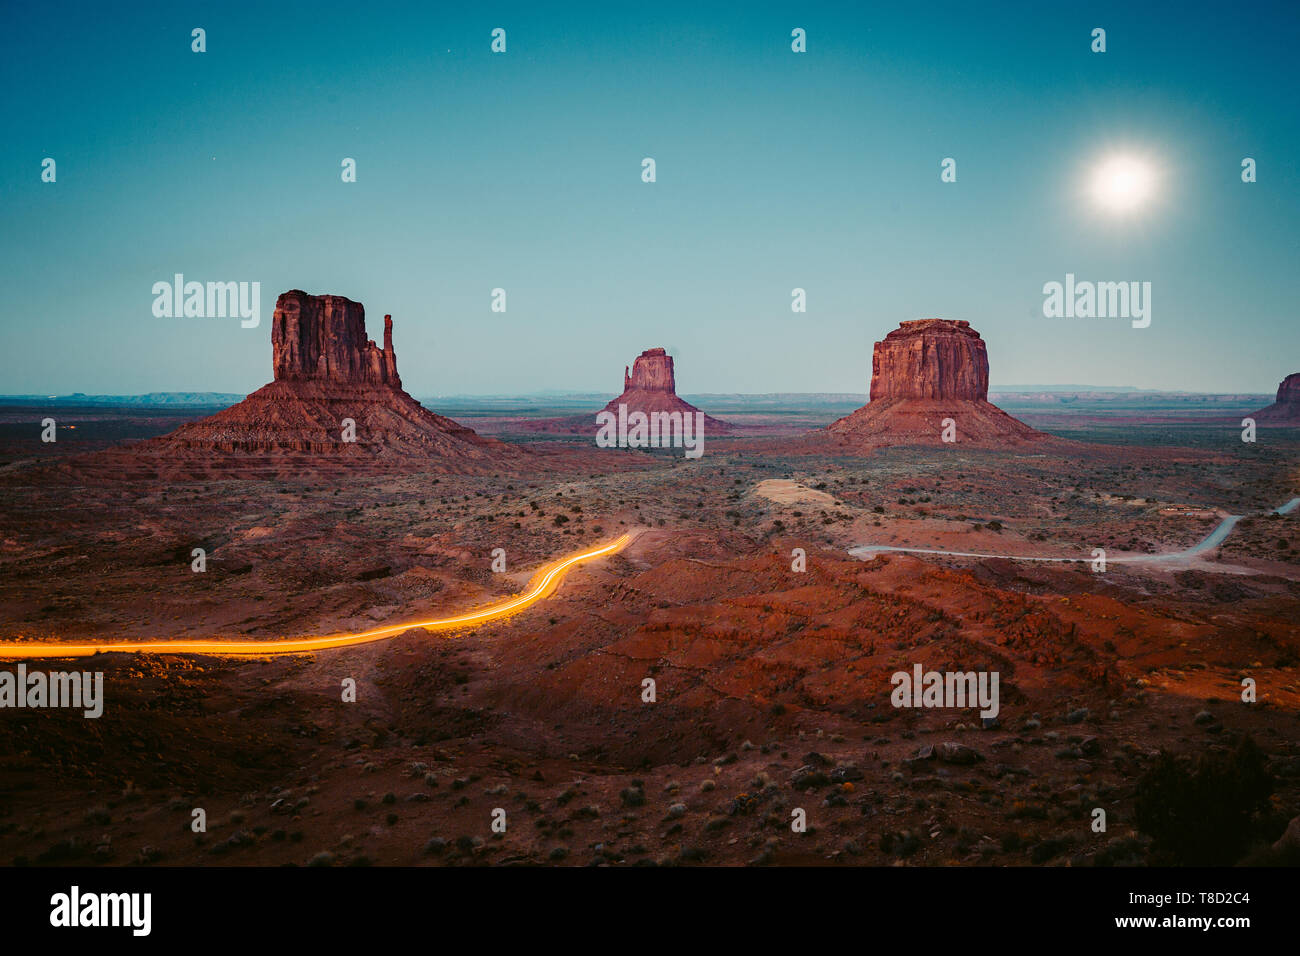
[[0, 415, 1297, 867]]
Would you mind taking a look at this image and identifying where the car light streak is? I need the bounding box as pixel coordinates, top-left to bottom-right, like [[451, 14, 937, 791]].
[[0, 534, 630, 659]]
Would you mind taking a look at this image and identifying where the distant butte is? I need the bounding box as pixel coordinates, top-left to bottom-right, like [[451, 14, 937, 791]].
[[527, 347, 735, 436], [826, 319, 1044, 447], [103, 291, 524, 477], [1252, 372, 1300, 424]]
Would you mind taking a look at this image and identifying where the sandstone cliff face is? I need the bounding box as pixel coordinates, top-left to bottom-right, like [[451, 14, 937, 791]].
[[625, 348, 676, 393], [1253, 372, 1300, 422], [828, 319, 1042, 447], [1274, 373, 1300, 406], [870, 319, 989, 402], [272, 291, 400, 388]]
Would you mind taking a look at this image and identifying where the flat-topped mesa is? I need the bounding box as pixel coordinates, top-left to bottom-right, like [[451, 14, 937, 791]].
[[624, 348, 676, 393], [1254, 372, 1300, 422], [272, 290, 401, 388], [870, 319, 989, 402], [826, 318, 1044, 447]]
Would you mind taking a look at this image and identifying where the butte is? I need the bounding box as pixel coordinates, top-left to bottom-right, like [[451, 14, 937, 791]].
[[93, 290, 525, 478], [1251, 373, 1300, 424], [824, 319, 1043, 448], [526, 347, 734, 436]]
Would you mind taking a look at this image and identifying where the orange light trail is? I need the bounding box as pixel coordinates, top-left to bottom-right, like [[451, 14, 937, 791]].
[[0, 534, 630, 659]]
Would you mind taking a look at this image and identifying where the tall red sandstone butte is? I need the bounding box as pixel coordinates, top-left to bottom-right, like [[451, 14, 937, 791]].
[[527, 347, 734, 435], [118, 290, 523, 476], [827, 319, 1043, 447], [272, 292, 401, 387], [1252, 373, 1300, 424]]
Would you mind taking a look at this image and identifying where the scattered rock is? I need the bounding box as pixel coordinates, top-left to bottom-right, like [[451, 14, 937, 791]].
[[936, 742, 983, 765]]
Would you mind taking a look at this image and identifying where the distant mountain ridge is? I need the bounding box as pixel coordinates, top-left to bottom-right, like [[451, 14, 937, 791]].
[[1, 392, 247, 406]]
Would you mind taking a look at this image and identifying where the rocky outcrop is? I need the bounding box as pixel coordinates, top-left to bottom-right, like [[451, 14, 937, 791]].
[[624, 348, 675, 392], [828, 319, 1044, 447], [526, 347, 734, 436], [1253, 373, 1300, 423], [119, 291, 526, 476], [272, 291, 400, 387], [870, 319, 989, 401]]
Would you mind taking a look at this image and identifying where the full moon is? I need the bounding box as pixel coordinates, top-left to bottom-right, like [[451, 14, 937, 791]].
[[1090, 155, 1157, 213]]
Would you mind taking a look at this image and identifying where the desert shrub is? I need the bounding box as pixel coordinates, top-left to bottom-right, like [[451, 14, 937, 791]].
[[1134, 736, 1274, 865]]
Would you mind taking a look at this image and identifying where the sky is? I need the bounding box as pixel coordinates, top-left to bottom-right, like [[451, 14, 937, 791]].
[[2, 0, 1298, 396]]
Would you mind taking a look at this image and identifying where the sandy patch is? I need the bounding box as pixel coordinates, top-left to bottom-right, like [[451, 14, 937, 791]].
[[751, 479, 840, 507]]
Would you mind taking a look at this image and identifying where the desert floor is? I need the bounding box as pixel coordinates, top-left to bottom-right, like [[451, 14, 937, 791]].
[[0, 406, 1297, 866]]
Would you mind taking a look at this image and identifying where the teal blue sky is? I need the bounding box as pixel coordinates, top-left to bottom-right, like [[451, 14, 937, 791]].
[[2, 0, 1297, 395]]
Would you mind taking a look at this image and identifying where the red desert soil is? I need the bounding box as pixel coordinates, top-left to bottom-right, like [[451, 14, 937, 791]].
[[1, 459, 1297, 867]]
